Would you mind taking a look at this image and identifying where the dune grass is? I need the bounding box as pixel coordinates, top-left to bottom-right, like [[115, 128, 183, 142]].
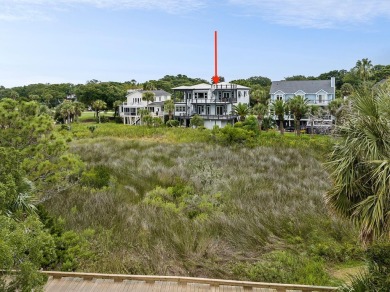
[[44, 134, 361, 286]]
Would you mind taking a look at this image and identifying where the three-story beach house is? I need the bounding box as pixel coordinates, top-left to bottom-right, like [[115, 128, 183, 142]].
[[119, 89, 171, 125], [269, 77, 336, 131], [172, 82, 250, 129]]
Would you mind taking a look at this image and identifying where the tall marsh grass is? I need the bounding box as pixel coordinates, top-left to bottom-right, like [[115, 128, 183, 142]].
[[44, 137, 359, 285]]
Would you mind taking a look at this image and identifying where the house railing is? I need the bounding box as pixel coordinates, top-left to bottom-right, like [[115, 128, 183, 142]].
[[122, 112, 165, 117], [307, 100, 332, 105], [189, 98, 237, 104], [175, 113, 236, 120]]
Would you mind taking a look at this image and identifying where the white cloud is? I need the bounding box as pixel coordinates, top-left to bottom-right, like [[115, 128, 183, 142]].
[[0, 0, 206, 21], [229, 0, 390, 28]]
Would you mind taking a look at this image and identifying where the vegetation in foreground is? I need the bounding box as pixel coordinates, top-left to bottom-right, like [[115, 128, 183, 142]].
[[42, 135, 361, 286]]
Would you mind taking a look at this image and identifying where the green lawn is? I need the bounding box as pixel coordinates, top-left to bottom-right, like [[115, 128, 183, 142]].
[[77, 111, 115, 122]]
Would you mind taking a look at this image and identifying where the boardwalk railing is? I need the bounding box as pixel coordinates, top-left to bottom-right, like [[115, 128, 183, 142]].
[[42, 271, 338, 292]]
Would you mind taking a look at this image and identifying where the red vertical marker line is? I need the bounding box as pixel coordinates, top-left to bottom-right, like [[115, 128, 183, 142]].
[[212, 31, 220, 84]]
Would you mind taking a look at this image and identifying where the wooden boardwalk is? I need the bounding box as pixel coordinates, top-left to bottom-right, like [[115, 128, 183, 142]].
[[43, 271, 337, 292]]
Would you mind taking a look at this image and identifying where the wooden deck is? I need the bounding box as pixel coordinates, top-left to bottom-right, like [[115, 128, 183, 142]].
[[43, 271, 337, 292]]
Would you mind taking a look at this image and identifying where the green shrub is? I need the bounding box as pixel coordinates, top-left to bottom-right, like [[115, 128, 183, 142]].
[[340, 242, 390, 291], [214, 124, 256, 146], [242, 115, 259, 134], [54, 229, 95, 271], [152, 117, 163, 127], [143, 185, 222, 219], [97, 116, 110, 123], [114, 116, 123, 124], [166, 119, 179, 127], [190, 114, 204, 128], [60, 124, 71, 131], [232, 250, 333, 286], [81, 165, 111, 189]]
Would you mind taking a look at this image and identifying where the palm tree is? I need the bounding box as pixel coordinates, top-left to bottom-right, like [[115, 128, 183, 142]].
[[251, 103, 268, 132], [287, 95, 309, 136], [355, 58, 373, 82], [307, 105, 320, 135], [233, 103, 249, 121], [325, 89, 390, 245], [250, 88, 269, 106], [137, 108, 150, 125], [271, 99, 286, 135], [113, 100, 123, 117], [92, 99, 107, 123], [73, 101, 85, 122], [341, 83, 354, 99], [164, 99, 175, 120], [142, 91, 155, 109], [328, 98, 344, 125], [59, 101, 75, 124]]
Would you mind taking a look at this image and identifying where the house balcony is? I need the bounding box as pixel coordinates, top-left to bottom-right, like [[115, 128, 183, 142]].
[[121, 112, 165, 118], [174, 113, 237, 120], [307, 100, 332, 106], [188, 98, 237, 104]]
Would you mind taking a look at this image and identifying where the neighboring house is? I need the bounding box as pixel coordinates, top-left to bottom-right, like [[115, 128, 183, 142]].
[[172, 82, 250, 129], [119, 89, 171, 125], [269, 77, 336, 131]]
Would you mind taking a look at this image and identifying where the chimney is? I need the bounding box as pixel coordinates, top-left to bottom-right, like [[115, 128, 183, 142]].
[[331, 77, 335, 88]]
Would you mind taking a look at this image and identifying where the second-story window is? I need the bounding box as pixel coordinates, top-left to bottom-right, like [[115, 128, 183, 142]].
[[175, 106, 186, 112], [276, 94, 283, 101]]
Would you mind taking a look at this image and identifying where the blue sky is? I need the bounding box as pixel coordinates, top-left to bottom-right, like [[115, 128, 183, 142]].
[[1, 0, 390, 87]]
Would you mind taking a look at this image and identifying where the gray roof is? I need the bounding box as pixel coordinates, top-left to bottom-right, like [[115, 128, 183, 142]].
[[127, 90, 171, 97], [148, 101, 165, 106], [270, 80, 334, 94]]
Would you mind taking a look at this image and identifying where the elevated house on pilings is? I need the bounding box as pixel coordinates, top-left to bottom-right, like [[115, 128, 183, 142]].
[[172, 82, 250, 129], [119, 89, 171, 125]]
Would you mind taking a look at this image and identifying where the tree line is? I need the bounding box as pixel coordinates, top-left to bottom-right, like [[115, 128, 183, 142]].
[[1, 59, 388, 108]]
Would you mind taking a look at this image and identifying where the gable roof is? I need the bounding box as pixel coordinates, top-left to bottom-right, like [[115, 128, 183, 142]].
[[270, 80, 334, 94], [126, 90, 171, 97]]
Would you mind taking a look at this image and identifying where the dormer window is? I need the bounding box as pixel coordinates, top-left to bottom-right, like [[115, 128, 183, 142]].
[[276, 94, 283, 101]]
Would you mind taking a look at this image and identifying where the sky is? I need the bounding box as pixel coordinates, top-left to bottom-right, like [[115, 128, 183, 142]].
[[1, 0, 390, 88]]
